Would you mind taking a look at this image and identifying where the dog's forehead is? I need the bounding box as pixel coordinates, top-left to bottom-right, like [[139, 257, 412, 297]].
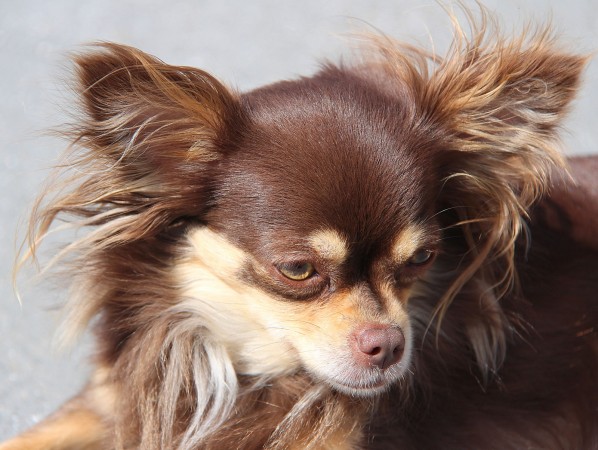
[[214, 71, 438, 256]]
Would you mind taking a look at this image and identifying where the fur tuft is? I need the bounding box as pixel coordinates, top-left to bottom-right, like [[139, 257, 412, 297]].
[[362, 7, 588, 374]]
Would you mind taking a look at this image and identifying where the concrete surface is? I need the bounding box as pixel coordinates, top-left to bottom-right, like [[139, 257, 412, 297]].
[[1, 0, 596, 440]]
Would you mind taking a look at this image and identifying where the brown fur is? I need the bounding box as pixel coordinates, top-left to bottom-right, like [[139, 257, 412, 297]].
[[3, 7, 597, 450]]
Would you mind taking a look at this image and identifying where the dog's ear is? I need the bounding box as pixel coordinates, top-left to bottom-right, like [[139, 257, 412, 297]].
[[54, 44, 244, 239], [432, 28, 587, 376], [429, 27, 587, 190], [367, 22, 587, 375], [376, 24, 587, 295], [429, 28, 588, 298], [435, 27, 587, 366], [75, 43, 241, 156], [22, 45, 243, 343], [367, 25, 587, 229], [434, 32, 587, 381]]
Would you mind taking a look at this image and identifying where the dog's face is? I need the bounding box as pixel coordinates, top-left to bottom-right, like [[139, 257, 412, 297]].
[[60, 36, 585, 409], [175, 72, 441, 395]]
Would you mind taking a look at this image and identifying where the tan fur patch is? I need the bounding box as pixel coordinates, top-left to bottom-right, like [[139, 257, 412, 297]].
[[0, 400, 106, 450], [87, 365, 117, 419], [308, 229, 348, 265], [391, 224, 427, 264], [176, 226, 301, 376]]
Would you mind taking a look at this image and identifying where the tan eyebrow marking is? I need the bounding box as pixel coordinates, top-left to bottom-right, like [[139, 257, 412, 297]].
[[391, 224, 427, 263], [308, 229, 348, 265]]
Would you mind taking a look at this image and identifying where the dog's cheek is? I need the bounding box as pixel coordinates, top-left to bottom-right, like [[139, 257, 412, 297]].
[[172, 226, 376, 379], [174, 226, 416, 385], [271, 298, 357, 374], [173, 227, 303, 376]]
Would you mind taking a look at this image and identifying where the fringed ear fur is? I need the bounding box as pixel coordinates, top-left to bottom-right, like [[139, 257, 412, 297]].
[[22, 44, 243, 345], [15, 46, 248, 448], [435, 23, 587, 310], [35, 43, 242, 248], [367, 11, 588, 375]]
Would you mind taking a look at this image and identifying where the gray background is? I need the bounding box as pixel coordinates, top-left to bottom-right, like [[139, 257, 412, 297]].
[[1, 0, 596, 440]]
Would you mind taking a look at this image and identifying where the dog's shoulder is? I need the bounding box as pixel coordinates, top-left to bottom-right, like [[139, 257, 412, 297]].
[[534, 155, 598, 250]]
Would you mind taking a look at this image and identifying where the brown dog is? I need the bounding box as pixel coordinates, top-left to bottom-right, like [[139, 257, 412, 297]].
[[2, 10, 597, 450]]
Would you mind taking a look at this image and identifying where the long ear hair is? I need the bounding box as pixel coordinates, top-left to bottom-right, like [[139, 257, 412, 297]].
[[23, 43, 244, 339], [366, 9, 588, 375], [35, 42, 242, 242], [20, 44, 245, 449]]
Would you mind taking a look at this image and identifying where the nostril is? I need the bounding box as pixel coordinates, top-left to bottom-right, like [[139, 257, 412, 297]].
[[370, 346, 382, 356]]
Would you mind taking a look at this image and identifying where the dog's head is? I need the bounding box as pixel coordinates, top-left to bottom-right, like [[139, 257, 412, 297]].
[[28, 17, 586, 424], [177, 68, 443, 395]]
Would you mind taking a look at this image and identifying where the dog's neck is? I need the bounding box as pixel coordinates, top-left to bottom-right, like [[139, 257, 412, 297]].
[[201, 373, 368, 449]]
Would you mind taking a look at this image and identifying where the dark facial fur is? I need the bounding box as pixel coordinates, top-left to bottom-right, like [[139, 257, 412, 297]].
[[209, 68, 441, 288]]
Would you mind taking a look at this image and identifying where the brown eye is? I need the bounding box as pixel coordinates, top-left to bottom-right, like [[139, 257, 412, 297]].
[[408, 249, 435, 266], [277, 262, 316, 281]]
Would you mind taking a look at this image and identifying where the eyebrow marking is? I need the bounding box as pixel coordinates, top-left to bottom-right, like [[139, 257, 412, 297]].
[[308, 229, 348, 265], [392, 225, 426, 263]]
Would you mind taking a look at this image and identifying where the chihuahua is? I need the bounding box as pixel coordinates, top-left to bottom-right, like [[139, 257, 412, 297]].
[[2, 10, 597, 450]]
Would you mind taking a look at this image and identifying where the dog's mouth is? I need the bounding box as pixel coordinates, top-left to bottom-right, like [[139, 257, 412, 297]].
[[330, 380, 388, 396], [325, 371, 400, 397], [296, 324, 413, 398]]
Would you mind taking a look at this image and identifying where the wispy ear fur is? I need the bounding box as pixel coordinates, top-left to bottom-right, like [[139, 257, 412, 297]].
[[29, 42, 243, 261], [21, 44, 247, 448], [25, 43, 243, 337], [364, 8, 588, 374]]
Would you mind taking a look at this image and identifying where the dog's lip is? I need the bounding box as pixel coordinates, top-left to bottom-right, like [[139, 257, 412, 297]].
[[328, 376, 390, 395]]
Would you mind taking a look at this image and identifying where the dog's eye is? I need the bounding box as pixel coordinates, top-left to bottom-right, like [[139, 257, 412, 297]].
[[408, 249, 435, 266], [277, 262, 316, 281]]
